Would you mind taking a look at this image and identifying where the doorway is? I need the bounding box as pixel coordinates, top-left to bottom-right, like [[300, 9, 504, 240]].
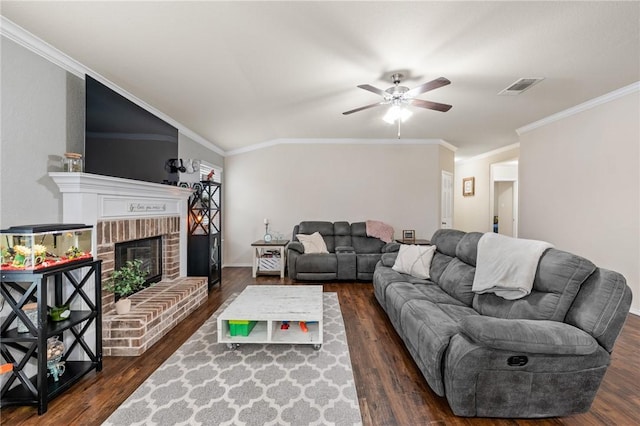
[[441, 171, 453, 229], [490, 161, 518, 237]]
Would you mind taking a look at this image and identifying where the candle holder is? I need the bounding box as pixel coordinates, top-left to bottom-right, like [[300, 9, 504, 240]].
[[264, 223, 272, 242]]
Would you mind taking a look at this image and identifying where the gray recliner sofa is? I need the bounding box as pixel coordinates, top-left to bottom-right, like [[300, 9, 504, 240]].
[[373, 229, 632, 418], [287, 221, 400, 281]]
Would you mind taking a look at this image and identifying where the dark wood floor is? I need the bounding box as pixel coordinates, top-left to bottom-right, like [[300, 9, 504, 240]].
[[2, 267, 639, 425]]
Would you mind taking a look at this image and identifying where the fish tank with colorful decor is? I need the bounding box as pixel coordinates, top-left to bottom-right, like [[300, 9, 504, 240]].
[[1, 224, 93, 272]]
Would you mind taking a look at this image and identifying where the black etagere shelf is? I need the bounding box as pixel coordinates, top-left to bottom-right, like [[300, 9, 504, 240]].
[[187, 181, 222, 290], [0, 259, 102, 414]]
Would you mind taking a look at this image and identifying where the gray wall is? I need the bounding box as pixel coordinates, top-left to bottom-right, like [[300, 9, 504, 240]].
[[224, 142, 452, 266], [519, 91, 639, 313], [0, 37, 84, 227], [178, 132, 224, 169]]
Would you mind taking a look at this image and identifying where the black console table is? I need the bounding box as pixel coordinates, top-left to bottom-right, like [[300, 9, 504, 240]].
[[0, 259, 102, 414]]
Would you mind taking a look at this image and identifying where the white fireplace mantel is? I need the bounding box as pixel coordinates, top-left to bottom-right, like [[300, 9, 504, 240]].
[[49, 172, 193, 276]]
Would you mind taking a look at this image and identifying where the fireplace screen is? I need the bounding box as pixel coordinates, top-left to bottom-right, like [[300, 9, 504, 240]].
[[115, 236, 162, 287]]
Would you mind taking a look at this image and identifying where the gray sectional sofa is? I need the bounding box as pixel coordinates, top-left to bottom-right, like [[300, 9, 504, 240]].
[[373, 229, 632, 418], [287, 221, 400, 281]]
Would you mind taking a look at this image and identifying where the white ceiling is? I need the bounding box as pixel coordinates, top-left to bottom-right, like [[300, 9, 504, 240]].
[[2, 1, 639, 158]]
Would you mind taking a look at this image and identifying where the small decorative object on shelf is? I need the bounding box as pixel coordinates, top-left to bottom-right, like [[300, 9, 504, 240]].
[[16, 303, 38, 333], [49, 304, 70, 322], [46, 337, 65, 382], [263, 218, 272, 242], [63, 152, 83, 172], [402, 229, 416, 242], [0, 224, 92, 272]]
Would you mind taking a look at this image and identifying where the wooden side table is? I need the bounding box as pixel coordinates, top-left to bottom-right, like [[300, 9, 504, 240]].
[[251, 239, 290, 278], [396, 239, 431, 245]]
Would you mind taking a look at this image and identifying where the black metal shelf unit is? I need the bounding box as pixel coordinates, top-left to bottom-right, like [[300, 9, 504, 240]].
[[0, 259, 102, 414], [187, 181, 222, 290]]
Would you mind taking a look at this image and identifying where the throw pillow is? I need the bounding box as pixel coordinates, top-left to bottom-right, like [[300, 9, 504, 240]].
[[392, 244, 436, 279], [296, 232, 329, 254]]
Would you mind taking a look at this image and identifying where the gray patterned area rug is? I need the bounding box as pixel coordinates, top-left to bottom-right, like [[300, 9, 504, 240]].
[[103, 292, 362, 426]]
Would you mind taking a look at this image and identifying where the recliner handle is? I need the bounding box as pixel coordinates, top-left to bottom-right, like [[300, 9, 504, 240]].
[[507, 355, 528, 366]]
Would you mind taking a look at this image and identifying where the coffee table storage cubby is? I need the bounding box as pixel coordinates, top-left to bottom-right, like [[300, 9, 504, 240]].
[[218, 286, 323, 350], [0, 259, 102, 415]]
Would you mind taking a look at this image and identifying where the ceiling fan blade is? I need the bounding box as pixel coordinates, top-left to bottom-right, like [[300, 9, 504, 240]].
[[342, 101, 386, 115], [410, 99, 453, 112], [357, 84, 388, 97], [404, 77, 451, 98]]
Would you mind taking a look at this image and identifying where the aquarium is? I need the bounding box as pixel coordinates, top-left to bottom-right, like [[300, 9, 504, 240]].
[[1, 224, 93, 272]]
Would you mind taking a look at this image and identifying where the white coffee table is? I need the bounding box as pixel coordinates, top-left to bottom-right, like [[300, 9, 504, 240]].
[[217, 285, 323, 350]]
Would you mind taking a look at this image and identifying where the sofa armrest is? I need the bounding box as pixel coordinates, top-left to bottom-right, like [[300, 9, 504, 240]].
[[382, 242, 401, 253], [335, 245, 355, 253], [287, 241, 305, 254], [459, 316, 599, 355], [380, 252, 398, 267]]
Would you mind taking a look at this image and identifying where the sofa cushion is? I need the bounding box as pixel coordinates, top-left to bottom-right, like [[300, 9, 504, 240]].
[[297, 221, 336, 252], [351, 222, 386, 253], [295, 252, 336, 273], [414, 284, 468, 306], [459, 316, 598, 355], [392, 244, 436, 279], [297, 232, 329, 254], [473, 249, 596, 321], [455, 232, 482, 267], [334, 221, 352, 248], [356, 253, 382, 276], [438, 258, 476, 306], [429, 252, 454, 284], [431, 229, 466, 257], [384, 282, 434, 335]]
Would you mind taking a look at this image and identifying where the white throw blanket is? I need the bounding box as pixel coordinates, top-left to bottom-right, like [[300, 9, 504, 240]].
[[472, 233, 553, 300]]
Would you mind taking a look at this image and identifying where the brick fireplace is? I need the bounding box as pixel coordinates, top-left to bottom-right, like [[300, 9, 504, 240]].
[[50, 172, 207, 356], [97, 216, 180, 313]]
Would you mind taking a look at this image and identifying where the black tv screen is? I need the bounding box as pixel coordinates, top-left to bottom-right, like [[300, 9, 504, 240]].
[[85, 75, 178, 184]]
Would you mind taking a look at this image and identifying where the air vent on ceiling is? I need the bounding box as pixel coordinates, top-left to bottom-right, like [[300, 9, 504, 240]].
[[498, 77, 544, 95]]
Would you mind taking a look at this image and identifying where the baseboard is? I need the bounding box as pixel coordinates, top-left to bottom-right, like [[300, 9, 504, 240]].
[[629, 307, 640, 317], [223, 263, 252, 268]]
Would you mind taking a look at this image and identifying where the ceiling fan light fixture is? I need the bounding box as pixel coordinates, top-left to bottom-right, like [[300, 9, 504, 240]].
[[383, 105, 412, 124]]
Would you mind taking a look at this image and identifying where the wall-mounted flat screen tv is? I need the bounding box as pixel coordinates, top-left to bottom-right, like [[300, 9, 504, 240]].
[[85, 75, 178, 184]]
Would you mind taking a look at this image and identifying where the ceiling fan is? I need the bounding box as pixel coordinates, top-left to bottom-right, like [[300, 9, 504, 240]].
[[343, 73, 452, 137]]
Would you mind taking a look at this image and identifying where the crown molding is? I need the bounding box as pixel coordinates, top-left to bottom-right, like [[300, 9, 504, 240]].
[[1, 16, 87, 78], [517, 81, 640, 135], [226, 138, 456, 156], [1, 16, 225, 157], [455, 143, 520, 164]]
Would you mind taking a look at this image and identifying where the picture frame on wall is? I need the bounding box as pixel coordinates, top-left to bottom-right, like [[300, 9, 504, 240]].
[[463, 177, 475, 197]]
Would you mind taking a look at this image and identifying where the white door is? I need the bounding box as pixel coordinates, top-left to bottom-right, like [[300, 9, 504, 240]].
[[496, 181, 514, 236], [441, 171, 453, 229]]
